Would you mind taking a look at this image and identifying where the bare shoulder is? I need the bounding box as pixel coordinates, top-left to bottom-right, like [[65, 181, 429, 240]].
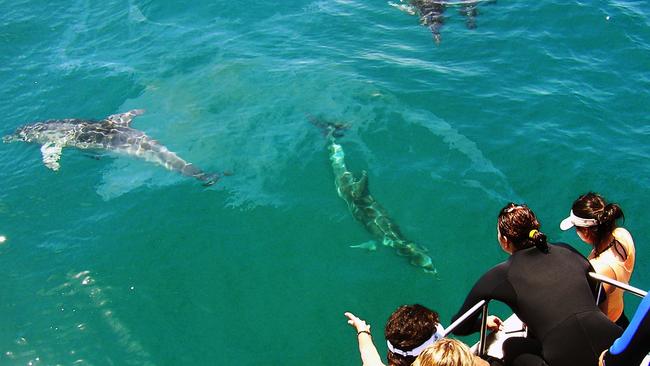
[[613, 227, 635, 251], [590, 258, 617, 280]]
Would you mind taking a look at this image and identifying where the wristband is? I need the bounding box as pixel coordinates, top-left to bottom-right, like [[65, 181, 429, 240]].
[[357, 330, 372, 337]]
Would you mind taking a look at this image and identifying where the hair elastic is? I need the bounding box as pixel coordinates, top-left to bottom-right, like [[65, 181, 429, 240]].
[[528, 229, 539, 239]]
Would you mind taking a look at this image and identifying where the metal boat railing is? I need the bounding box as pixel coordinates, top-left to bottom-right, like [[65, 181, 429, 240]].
[[590, 272, 647, 298], [444, 272, 647, 357], [441, 299, 489, 356], [441, 300, 487, 337]]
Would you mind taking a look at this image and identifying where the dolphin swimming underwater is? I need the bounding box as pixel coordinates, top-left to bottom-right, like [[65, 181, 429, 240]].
[[3, 109, 220, 186], [309, 116, 435, 274], [390, 0, 492, 44]]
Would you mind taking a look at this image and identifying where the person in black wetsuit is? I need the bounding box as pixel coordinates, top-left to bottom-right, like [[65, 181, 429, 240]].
[[450, 203, 622, 366]]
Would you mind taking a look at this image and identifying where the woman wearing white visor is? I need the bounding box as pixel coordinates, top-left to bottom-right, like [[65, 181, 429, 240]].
[[560, 192, 636, 328]]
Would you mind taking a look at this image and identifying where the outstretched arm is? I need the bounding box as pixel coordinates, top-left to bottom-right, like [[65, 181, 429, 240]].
[[344, 312, 385, 366], [451, 263, 511, 335]]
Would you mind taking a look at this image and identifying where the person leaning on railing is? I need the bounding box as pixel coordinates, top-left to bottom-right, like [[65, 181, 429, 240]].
[[560, 192, 636, 328], [449, 203, 622, 366]]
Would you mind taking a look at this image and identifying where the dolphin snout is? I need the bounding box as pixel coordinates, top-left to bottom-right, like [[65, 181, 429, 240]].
[[2, 135, 14, 143]]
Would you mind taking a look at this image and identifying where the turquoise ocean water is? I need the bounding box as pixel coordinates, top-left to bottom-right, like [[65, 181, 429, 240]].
[[1, 1, 649, 364]]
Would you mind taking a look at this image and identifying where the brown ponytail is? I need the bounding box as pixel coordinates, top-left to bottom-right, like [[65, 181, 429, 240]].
[[498, 203, 549, 253], [599, 203, 624, 232], [572, 192, 624, 243], [528, 229, 549, 254]]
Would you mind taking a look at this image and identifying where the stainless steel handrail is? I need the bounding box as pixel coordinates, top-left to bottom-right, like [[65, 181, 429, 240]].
[[478, 302, 489, 356], [441, 300, 487, 338], [589, 272, 647, 298], [441, 300, 489, 356]]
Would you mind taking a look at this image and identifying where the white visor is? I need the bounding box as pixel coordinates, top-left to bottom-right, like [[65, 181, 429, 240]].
[[560, 210, 598, 230], [386, 323, 444, 357]]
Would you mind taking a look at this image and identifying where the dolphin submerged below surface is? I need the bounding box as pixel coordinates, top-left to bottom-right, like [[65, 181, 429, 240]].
[[3, 110, 220, 186], [390, 0, 494, 44], [310, 116, 436, 274]]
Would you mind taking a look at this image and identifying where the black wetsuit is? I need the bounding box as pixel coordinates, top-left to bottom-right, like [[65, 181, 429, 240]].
[[451, 243, 622, 366]]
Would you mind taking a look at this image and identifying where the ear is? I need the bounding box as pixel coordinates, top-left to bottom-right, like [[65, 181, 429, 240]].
[[498, 232, 507, 246], [499, 236, 512, 254]]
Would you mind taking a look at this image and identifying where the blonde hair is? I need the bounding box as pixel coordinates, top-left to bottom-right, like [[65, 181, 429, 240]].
[[411, 338, 474, 366]]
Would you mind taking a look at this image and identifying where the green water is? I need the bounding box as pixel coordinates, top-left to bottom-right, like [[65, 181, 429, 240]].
[[0, 1, 649, 365]]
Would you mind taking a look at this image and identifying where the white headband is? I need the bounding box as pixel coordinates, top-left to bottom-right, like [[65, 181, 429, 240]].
[[560, 210, 599, 230], [386, 323, 444, 357]]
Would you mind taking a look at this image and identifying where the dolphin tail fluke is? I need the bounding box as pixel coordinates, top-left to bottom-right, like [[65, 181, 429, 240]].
[[198, 170, 232, 187], [306, 114, 349, 139], [199, 173, 220, 187], [179, 162, 223, 186]]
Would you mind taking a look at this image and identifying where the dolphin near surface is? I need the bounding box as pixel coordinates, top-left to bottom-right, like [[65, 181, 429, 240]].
[[3, 109, 220, 186], [390, 0, 493, 44], [310, 115, 435, 274]]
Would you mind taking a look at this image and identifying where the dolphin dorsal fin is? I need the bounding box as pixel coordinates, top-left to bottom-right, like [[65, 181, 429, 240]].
[[106, 109, 145, 126], [352, 170, 369, 198]]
